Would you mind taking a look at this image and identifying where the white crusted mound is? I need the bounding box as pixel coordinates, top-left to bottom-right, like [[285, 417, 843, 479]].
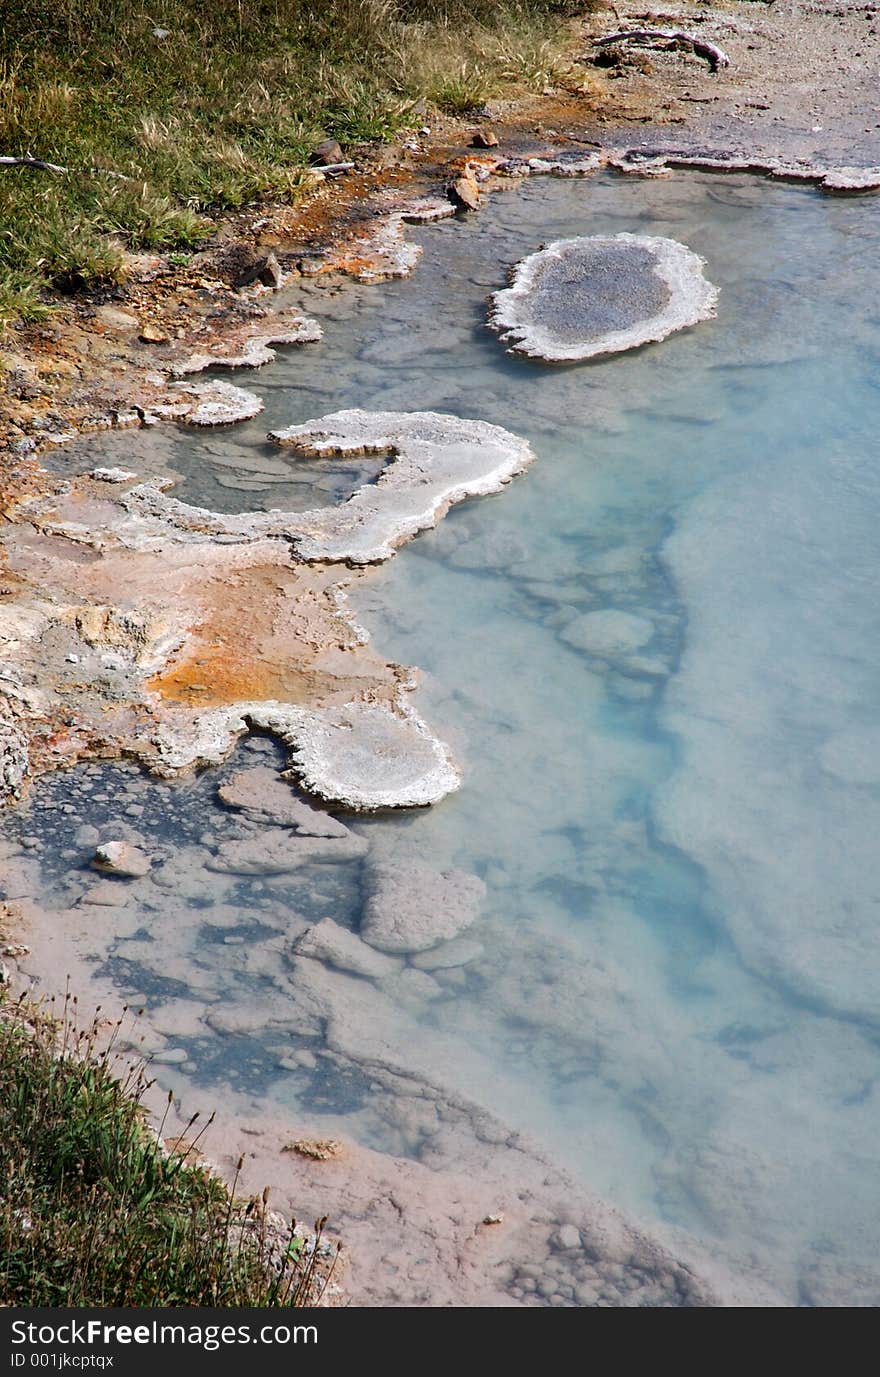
[[263, 409, 537, 563], [150, 379, 264, 426], [489, 233, 718, 362], [146, 700, 461, 811], [172, 319, 323, 377], [122, 409, 534, 565], [260, 701, 461, 810]]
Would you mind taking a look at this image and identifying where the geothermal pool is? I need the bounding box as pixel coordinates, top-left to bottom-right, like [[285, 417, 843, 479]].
[[6, 171, 880, 1305]]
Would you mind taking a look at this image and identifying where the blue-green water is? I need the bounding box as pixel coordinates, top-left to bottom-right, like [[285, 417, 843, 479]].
[[10, 172, 880, 1303]]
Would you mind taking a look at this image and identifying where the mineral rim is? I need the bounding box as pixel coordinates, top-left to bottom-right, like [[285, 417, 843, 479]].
[[0, 410, 533, 810], [488, 233, 719, 362]]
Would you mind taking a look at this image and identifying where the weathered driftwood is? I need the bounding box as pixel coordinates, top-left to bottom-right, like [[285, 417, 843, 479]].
[[0, 154, 132, 180], [309, 161, 356, 176], [593, 28, 731, 71]]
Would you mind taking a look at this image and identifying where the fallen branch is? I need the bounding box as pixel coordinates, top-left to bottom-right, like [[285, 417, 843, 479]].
[[309, 161, 356, 177], [0, 154, 132, 180], [593, 28, 731, 71]]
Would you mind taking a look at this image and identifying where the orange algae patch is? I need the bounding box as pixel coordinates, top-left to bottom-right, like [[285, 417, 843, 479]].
[[147, 563, 396, 709]]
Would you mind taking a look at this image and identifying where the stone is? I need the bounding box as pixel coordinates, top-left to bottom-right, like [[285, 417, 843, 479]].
[[217, 766, 352, 836], [554, 1224, 583, 1251], [91, 840, 152, 879], [471, 130, 499, 148], [489, 233, 718, 361], [360, 860, 485, 954], [138, 322, 170, 344], [393, 967, 442, 999], [292, 918, 399, 980], [94, 306, 139, 333], [310, 138, 345, 167], [80, 879, 131, 906], [90, 467, 137, 483], [449, 171, 481, 211], [232, 250, 283, 290], [206, 827, 367, 875], [283, 1138, 345, 1160], [0, 713, 28, 799], [152, 1047, 188, 1065]]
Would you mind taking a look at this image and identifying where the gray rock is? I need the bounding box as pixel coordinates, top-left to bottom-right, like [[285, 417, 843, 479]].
[[206, 827, 367, 875], [218, 766, 352, 836], [293, 918, 399, 980], [92, 840, 152, 878], [361, 860, 485, 954]]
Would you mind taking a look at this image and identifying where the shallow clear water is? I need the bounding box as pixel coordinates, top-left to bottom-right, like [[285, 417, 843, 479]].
[[9, 172, 880, 1304]]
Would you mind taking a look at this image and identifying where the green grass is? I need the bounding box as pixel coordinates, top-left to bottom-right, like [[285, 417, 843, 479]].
[[0, 1, 576, 331], [0, 991, 338, 1306]]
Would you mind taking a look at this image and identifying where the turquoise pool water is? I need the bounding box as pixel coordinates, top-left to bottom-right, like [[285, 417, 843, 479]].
[[8, 171, 880, 1304]]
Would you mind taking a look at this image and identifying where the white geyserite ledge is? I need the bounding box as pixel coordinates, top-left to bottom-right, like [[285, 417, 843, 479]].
[[268, 408, 535, 563], [489, 232, 719, 362], [147, 700, 460, 810], [122, 409, 535, 807], [150, 379, 264, 426], [122, 409, 535, 564], [171, 318, 324, 376]]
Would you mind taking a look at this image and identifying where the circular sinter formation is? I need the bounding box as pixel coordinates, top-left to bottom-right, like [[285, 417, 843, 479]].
[[489, 232, 719, 362]]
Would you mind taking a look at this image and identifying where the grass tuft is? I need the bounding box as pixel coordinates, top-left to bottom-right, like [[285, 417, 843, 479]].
[[0, 2, 576, 328], [0, 990, 338, 1307]]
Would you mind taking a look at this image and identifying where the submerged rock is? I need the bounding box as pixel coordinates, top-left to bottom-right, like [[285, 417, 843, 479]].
[[292, 918, 400, 980], [217, 765, 352, 836], [206, 826, 367, 875], [561, 609, 655, 658], [361, 860, 486, 954], [80, 879, 132, 906], [489, 233, 718, 361], [410, 937, 484, 971], [91, 840, 152, 878]]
